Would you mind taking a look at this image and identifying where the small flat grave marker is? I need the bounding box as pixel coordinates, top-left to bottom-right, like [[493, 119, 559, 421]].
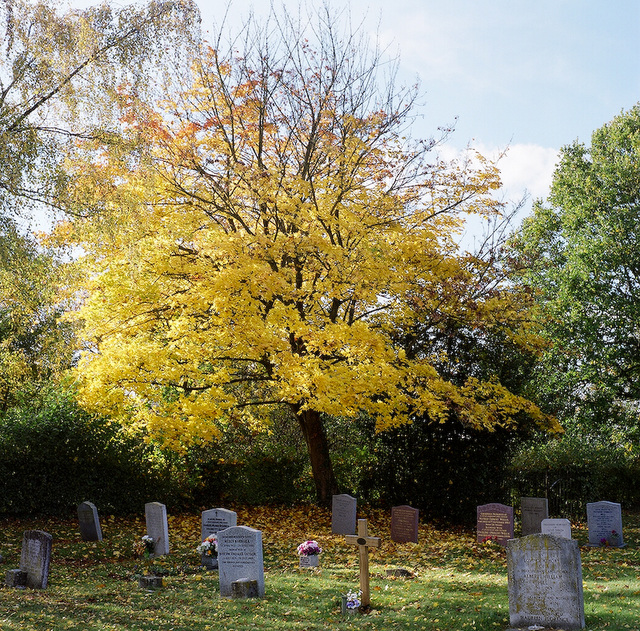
[[391, 505, 419, 543], [201, 508, 237, 541], [217, 526, 265, 598], [145, 502, 169, 556], [520, 497, 549, 536], [78, 501, 103, 542], [507, 533, 585, 630], [345, 519, 381, 608], [587, 501, 624, 547], [541, 518, 572, 540], [20, 530, 53, 589], [332, 494, 357, 535], [477, 503, 514, 546]]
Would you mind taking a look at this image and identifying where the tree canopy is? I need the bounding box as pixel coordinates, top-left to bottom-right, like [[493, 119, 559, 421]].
[[55, 4, 559, 502], [516, 103, 640, 437]]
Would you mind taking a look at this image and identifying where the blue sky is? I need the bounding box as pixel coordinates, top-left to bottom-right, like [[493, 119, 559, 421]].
[[193, 0, 639, 213]]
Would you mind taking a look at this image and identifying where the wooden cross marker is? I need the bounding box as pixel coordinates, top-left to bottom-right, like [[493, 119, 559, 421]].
[[345, 518, 381, 607]]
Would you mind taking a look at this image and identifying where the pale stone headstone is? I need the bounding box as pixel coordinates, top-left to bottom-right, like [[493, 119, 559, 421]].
[[201, 508, 237, 541], [78, 501, 103, 542], [145, 502, 169, 556], [331, 494, 357, 535], [217, 526, 265, 598], [587, 501, 624, 547], [476, 503, 514, 546], [20, 530, 53, 589], [520, 497, 549, 536], [507, 534, 585, 630], [390, 505, 419, 543], [541, 518, 572, 540]]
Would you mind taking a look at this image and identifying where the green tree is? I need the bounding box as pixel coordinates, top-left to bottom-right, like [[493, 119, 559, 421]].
[[516, 103, 640, 440]]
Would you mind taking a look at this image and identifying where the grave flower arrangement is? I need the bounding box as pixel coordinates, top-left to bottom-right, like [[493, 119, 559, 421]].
[[197, 534, 218, 558], [133, 535, 155, 559], [296, 540, 322, 556], [345, 589, 362, 610]]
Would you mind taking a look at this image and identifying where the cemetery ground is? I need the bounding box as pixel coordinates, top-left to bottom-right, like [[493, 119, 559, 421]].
[[1, 507, 640, 631]]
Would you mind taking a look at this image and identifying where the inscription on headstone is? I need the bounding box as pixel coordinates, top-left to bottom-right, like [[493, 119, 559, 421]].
[[145, 502, 169, 556], [477, 503, 514, 546], [507, 534, 585, 630], [390, 505, 419, 543], [217, 526, 265, 598], [541, 518, 572, 540], [587, 501, 624, 547], [331, 494, 357, 535], [520, 497, 549, 536], [20, 530, 53, 589], [78, 501, 103, 542], [201, 508, 237, 541]]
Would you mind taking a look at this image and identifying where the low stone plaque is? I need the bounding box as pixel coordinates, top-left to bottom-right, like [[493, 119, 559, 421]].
[[507, 534, 585, 630], [78, 501, 103, 542], [145, 502, 169, 556], [477, 503, 514, 546], [391, 505, 419, 543], [217, 526, 265, 598], [331, 494, 357, 535], [587, 501, 624, 547], [201, 508, 237, 540], [520, 497, 548, 536], [541, 518, 572, 540], [20, 530, 53, 589]]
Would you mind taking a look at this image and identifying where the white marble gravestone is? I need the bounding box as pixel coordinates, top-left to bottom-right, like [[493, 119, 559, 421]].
[[217, 526, 265, 598], [507, 534, 585, 630], [331, 494, 357, 535], [541, 518, 572, 540], [145, 502, 169, 556], [587, 501, 624, 547], [78, 501, 103, 542], [201, 508, 237, 541], [520, 497, 549, 536], [20, 530, 53, 589]]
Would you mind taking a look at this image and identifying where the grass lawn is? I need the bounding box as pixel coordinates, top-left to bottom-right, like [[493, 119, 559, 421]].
[[1, 506, 639, 630]]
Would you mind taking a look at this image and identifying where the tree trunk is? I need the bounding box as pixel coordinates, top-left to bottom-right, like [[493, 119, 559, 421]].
[[294, 408, 339, 505]]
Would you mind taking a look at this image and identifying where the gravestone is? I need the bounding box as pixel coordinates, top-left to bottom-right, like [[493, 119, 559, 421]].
[[390, 505, 419, 543], [77, 501, 103, 542], [145, 502, 170, 556], [587, 501, 624, 547], [476, 503, 514, 546], [217, 526, 265, 598], [520, 497, 549, 536], [201, 508, 237, 541], [20, 530, 53, 589], [332, 494, 357, 535], [541, 518, 572, 540], [507, 534, 585, 630]]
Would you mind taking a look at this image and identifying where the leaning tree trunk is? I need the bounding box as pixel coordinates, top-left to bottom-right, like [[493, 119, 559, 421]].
[[294, 407, 339, 505]]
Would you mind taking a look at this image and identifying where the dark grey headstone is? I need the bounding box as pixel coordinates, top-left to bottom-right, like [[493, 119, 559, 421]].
[[201, 508, 237, 540], [331, 494, 357, 535], [20, 530, 52, 589], [507, 534, 585, 630], [477, 503, 514, 546], [5, 569, 27, 588], [520, 497, 549, 536], [231, 578, 259, 599], [145, 502, 169, 556], [78, 501, 103, 542], [391, 505, 419, 543], [217, 526, 264, 598]]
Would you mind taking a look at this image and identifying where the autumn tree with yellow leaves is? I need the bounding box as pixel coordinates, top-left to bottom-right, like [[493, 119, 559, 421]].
[[59, 6, 560, 503]]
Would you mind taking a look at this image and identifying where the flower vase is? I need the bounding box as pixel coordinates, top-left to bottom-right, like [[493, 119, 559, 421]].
[[299, 554, 319, 568], [201, 554, 218, 570]]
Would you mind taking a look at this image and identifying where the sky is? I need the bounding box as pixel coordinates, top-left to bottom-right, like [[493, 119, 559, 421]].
[[62, 0, 639, 226], [191, 0, 639, 220]]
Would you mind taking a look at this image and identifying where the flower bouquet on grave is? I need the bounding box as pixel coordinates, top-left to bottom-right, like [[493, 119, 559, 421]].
[[296, 540, 322, 567], [133, 535, 155, 559], [197, 534, 218, 569], [341, 589, 362, 614]]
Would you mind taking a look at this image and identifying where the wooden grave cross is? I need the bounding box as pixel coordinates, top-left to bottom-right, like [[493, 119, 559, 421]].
[[345, 518, 381, 607]]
